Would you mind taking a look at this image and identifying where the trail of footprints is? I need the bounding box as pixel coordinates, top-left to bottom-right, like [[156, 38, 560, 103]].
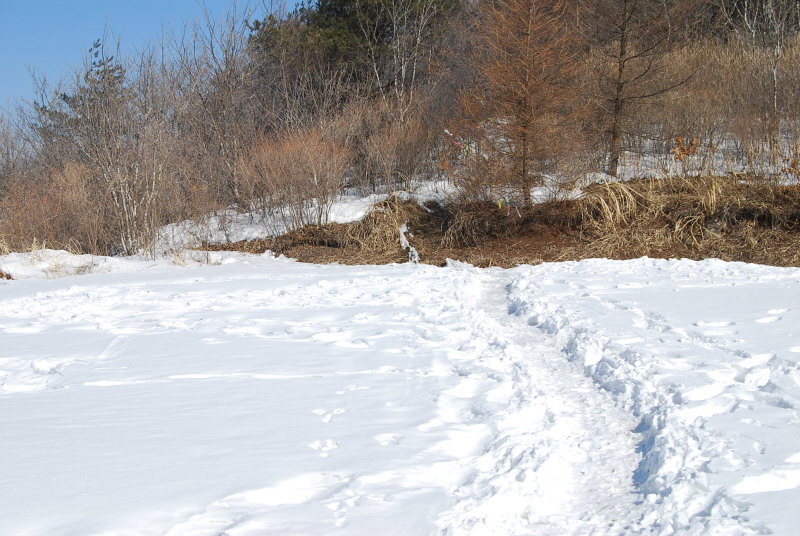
[[308, 404, 347, 457]]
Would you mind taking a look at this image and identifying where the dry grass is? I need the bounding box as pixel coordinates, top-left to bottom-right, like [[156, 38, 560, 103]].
[[0, 239, 11, 279], [441, 201, 511, 248], [346, 195, 426, 252], [579, 176, 800, 264], [203, 175, 800, 268]]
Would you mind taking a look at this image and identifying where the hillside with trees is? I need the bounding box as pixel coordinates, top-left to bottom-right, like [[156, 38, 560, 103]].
[[1, 0, 799, 266]]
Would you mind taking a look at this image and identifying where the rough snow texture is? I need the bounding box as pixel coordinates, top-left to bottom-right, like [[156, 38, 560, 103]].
[[1, 253, 799, 535], [508, 258, 800, 535]]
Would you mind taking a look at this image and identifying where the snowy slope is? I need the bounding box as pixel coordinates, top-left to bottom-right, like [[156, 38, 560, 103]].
[[1, 252, 799, 535]]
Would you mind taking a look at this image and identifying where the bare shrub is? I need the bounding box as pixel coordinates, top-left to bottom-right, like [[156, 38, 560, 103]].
[[240, 130, 351, 233], [0, 114, 27, 189], [170, 4, 261, 206], [636, 33, 800, 178], [0, 164, 104, 253], [328, 100, 438, 194], [365, 116, 435, 192], [17, 33, 197, 256]]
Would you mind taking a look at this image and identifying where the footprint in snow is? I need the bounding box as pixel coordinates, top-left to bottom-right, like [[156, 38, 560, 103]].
[[335, 385, 370, 395], [308, 439, 339, 457], [374, 433, 404, 446], [312, 408, 347, 423], [734, 367, 772, 389], [695, 320, 733, 328], [694, 320, 737, 337], [755, 308, 790, 324], [312, 331, 370, 349]]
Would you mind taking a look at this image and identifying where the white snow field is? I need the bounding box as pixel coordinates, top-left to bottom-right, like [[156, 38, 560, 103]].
[[1, 252, 800, 535]]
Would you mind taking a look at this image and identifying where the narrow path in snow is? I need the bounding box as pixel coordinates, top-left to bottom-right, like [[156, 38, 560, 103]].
[[433, 267, 642, 534]]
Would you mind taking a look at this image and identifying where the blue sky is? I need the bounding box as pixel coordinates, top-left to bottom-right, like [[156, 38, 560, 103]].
[[0, 1, 291, 111]]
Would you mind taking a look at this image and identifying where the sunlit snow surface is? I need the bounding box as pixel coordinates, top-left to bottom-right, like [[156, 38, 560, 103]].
[[1, 252, 799, 535]]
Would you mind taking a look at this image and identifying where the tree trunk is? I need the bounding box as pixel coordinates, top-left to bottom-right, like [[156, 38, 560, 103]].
[[608, 1, 630, 178]]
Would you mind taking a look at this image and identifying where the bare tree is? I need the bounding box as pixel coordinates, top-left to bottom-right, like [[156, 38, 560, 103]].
[[20, 32, 186, 256], [247, 13, 362, 131], [0, 114, 27, 191], [583, 0, 701, 176], [171, 3, 260, 205], [31, 37, 153, 254], [357, 0, 450, 122]]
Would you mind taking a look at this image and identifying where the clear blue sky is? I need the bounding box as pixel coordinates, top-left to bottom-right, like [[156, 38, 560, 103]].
[[0, 1, 292, 112]]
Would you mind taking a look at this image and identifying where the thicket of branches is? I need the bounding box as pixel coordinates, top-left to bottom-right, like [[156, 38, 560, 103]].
[[2, 0, 800, 256]]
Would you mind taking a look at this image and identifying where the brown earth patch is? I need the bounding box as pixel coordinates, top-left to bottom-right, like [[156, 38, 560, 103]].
[[202, 178, 800, 268]]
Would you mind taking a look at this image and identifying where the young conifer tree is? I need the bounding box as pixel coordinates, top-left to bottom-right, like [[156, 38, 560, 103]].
[[458, 0, 579, 207]]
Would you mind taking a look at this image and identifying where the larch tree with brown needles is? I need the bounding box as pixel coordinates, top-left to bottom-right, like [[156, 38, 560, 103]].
[[457, 0, 580, 208]]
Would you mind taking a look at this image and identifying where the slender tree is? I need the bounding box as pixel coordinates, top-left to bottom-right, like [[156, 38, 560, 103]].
[[583, 0, 701, 176]]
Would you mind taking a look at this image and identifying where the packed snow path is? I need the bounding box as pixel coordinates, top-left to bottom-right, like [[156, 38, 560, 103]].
[[1, 253, 799, 534]]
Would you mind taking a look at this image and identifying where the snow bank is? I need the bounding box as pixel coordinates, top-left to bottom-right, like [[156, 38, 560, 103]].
[[507, 258, 800, 534]]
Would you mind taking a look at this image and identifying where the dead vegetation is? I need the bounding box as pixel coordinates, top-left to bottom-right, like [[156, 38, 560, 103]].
[[579, 176, 800, 265], [204, 177, 800, 268]]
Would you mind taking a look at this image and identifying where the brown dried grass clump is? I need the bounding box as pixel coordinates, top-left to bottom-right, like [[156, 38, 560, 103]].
[[441, 196, 581, 248], [346, 195, 427, 252], [0, 165, 106, 254], [579, 176, 800, 263], [441, 201, 517, 248]]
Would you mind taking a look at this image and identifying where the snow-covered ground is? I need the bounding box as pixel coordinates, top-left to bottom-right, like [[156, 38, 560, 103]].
[[1, 249, 799, 535]]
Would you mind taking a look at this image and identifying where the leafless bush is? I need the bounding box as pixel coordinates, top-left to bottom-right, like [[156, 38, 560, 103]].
[[169, 3, 261, 206], [0, 114, 28, 190], [240, 129, 351, 232], [650, 36, 800, 177], [0, 164, 102, 253], [7, 30, 220, 256], [328, 100, 438, 195]]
